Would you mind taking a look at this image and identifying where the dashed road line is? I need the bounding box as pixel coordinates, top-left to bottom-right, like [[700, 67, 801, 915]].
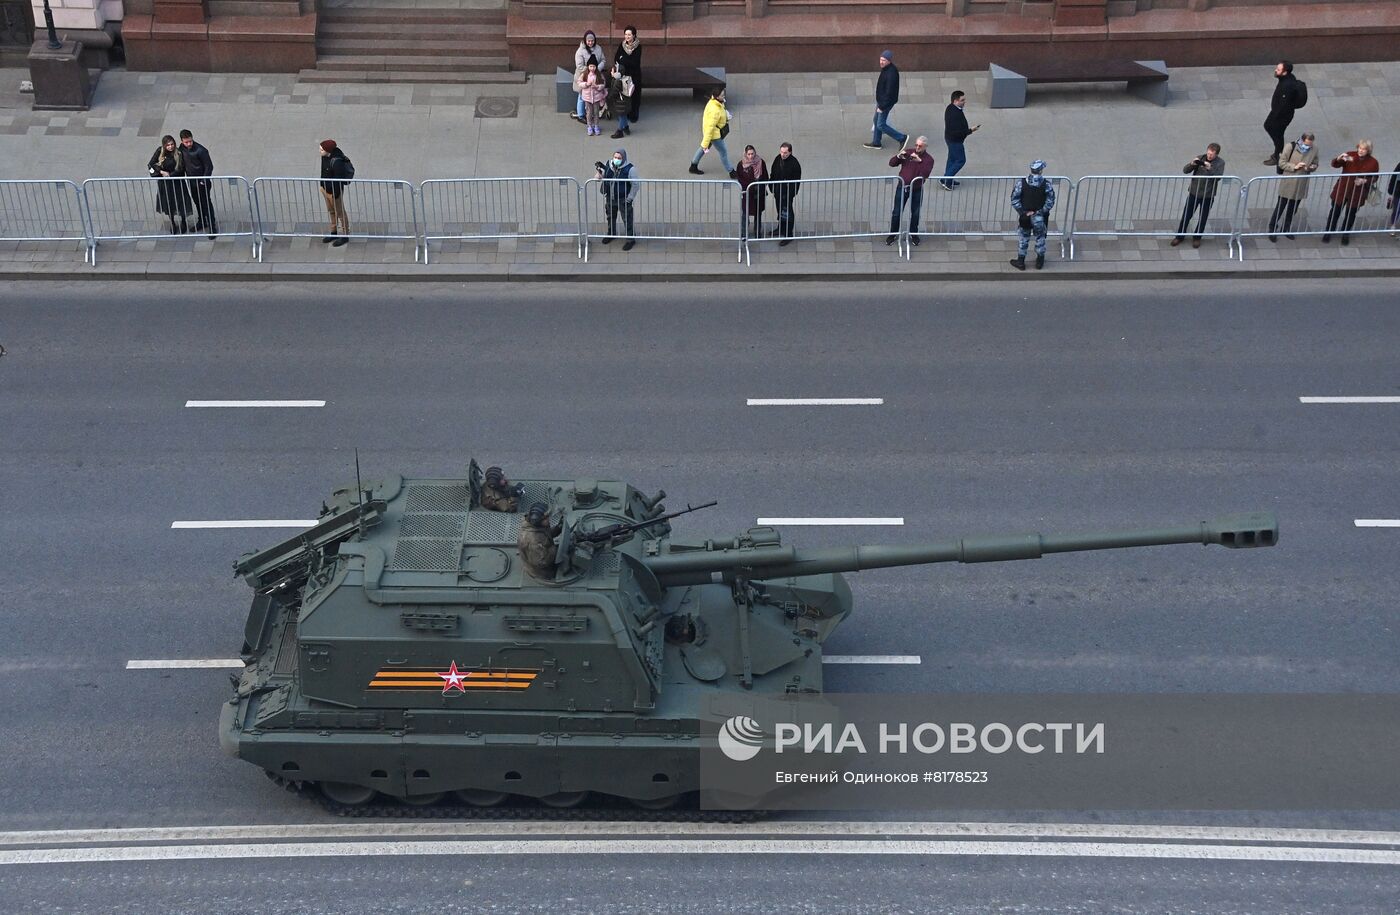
[[746, 398, 884, 406], [185, 400, 326, 408], [1354, 520, 1400, 527], [822, 655, 921, 665], [757, 518, 904, 526], [171, 520, 317, 529], [126, 659, 245, 670], [1299, 396, 1400, 404]]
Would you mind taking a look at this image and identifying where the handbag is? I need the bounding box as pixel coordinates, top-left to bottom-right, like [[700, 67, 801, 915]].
[[622, 75, 635, 97], [1366, 179, 1382, 207], [719, 123, 730, 140]]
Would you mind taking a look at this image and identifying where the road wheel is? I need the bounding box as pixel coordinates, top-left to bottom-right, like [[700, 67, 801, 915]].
[[320, 781, 375, 806], [400, 792, 445, 806], [538, 791, 589, 808], [629, 794, 680, 810], [453, 789, 509, 807]]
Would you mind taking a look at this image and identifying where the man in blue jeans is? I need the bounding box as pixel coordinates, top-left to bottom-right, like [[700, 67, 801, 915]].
[[863, 51, 907, 150], [940, 90, 980, 190]]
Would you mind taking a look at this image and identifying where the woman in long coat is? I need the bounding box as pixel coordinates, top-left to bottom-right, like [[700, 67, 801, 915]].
[[1322, 139, 1379, 244], [735, 144, 767, 240], [1267, 130, 1318, 241], [614, 26, 642, 124], [147, 134, 192, 234], [572, 31, 607, 123]]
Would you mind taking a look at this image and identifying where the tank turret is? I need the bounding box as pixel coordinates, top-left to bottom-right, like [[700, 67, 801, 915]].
[[220, 459, 1278, 813]]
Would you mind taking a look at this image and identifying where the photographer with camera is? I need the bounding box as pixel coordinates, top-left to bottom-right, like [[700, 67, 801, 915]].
[[596, 149, 639, 251], [480, 466, 527, 512], [1172, 142, 1226, 249]]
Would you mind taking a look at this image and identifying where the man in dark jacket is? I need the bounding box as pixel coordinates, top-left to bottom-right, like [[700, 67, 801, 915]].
[[887, 136, 935, 247], [1263, 61, 1304, 165], [1172, 143, 1226, 248], [319, 139, 352, 246], [769, 142, 801, 245], [178, 129, 217, 238], [863, 51, 907, 150], [940, 91, 979, 190], [596, 148, 639, 251]]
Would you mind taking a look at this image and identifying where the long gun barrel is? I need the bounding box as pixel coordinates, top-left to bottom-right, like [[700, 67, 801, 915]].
[[643, 512, 1278, 586]]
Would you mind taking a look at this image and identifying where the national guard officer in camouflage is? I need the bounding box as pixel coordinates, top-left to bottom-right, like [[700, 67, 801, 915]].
[[480, 466, 524, 512], [517, 501, 563, 580]]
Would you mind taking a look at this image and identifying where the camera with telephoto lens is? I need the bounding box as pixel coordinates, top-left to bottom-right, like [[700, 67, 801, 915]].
[[594, 161, 606, 172]]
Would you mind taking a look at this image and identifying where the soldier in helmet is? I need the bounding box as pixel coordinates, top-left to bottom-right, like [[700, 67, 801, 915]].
[[517, 501, 563, 580], [480, 465, 524, 512]]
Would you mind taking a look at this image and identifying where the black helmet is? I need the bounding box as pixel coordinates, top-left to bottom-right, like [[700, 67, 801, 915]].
[[485, 466, 505, 485], [526, 501, 548, 523]]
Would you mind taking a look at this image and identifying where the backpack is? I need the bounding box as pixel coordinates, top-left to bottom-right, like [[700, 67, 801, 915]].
[[338, 154, 355, 181], [1293, 80, 1308, 109]]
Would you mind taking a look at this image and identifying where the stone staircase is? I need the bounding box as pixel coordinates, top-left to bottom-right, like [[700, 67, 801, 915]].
[[299, 4, 525, 85]]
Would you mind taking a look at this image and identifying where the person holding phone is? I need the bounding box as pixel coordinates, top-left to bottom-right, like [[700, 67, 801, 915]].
[[940, 90, 979, 190]]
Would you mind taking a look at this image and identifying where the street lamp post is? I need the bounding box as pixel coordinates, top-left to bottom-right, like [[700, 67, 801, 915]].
[[41, 0, 62, 49]]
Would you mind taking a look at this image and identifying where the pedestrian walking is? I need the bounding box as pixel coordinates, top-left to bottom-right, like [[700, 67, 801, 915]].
[[688, 86, 733, 176], [147, 134, 192, 235], [572, 31, 607, 124], [769, 142, 801, 245], [863, 51, 907, 150], [614, 26, 642, 124], [608, 56, 635, 139], [1171, 143, 1225, 249], [178, 129, 217, 238], [1267, 131, 1318, 242], [1263, 61, 1307, 165], [735, 145, 767, 241], [940, 90, 979, 190], [1009, 159, 1056, 270], [1322, 140, 1379, 245], [577, 61, 607, 136], [596, 148, 638, 251], [887, 136, 934, 246], [1387, 159, 1400, 237], [318, 139, 353, 247]]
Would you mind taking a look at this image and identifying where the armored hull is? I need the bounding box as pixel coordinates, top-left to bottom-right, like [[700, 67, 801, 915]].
[[221, 459, 1277, 810]]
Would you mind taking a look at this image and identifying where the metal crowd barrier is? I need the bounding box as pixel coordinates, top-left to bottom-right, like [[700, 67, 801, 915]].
[[1237, 172, 1400, 260], [251, 178, 420, 262], [1069, 175, 1245, 259], [580, 178, 743, 262], [81, 176, 256, 266], [419, 177, 584, 263], [908, 175, 1073, 260], [743, 176, 904, 262], [0, 180, 89, 253]]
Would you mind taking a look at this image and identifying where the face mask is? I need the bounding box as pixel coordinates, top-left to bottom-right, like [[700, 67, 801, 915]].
[[1296, 142, 1311, 153], [612, 158, 622, 167]]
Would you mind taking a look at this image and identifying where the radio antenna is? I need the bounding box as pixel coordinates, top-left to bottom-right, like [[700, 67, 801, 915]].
[[354, 448, 365, 537]]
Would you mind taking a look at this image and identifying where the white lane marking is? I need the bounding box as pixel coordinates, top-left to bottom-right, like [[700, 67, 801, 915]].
[[171, 520, 317, 529], [4, 839, 1399, 867], [1298, 396, 1400, 404], [822, 655, 922, 665], [1355, 520, 1400, 527], [185, 401, 326, 408], [746, 399, 884, 406], [757, 518, 904, 526], [5, 821, 1400, 847], [125, 659, 245, 670]]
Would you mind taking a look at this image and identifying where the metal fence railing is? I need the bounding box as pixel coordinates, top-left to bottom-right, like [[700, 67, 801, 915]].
[[419, 177, 584, 263], [1237, 172, 1400, 260], [580, 178, 743, 262], [1069, 175, 1245, 259], [0, 179, 90, 252], [81, 176, 256, 265], [907, 175, 1073, 260], [743, 176, 905, 261], [251, 178, 420, 262]]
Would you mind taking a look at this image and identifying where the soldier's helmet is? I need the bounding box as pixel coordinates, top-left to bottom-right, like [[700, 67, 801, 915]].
[[485, 466, 505, 486], [525, 501, 548, 524]]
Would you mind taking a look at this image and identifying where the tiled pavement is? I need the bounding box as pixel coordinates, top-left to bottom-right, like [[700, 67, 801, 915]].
[[2, 61, 1399, 274]]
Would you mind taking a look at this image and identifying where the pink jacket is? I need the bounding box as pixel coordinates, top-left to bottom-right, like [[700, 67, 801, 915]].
[[579, 72, 608, 104]]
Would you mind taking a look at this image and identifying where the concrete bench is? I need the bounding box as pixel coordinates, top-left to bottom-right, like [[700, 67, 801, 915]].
[[555, 65, 726, 114], [989, 60, 1168, 108]]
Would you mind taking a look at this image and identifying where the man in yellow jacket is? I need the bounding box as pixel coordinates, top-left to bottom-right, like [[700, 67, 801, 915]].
[[688, 86, 735, 177]]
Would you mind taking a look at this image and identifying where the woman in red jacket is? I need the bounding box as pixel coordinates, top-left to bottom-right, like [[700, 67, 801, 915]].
[[1322, 139, 1378, 245]]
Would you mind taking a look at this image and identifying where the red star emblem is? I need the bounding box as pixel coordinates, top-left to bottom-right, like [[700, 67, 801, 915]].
[[438, 661, 467, 694]]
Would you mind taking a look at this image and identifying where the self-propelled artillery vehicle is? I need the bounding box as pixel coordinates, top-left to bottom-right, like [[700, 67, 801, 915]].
[[221, 460, 1278, 811]]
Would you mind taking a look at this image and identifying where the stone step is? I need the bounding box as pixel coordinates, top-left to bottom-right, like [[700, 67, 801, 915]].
[[317, 8, 507, 25], [318, 38, 506, 55], [318, 21, 505, 39], [315, 54, 508, 71], [297, 68, 527, 84]]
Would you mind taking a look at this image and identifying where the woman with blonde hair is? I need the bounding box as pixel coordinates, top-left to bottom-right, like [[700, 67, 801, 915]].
[[147, 134, 192, 235], [1322, 139, 1379, 245]]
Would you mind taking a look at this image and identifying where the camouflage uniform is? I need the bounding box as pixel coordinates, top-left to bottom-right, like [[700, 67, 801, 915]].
[[480, 481, 520, 513], [517, 515, 562, 579]]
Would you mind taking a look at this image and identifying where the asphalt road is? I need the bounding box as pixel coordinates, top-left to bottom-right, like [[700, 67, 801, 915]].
[[1, 279, 1397, 912]]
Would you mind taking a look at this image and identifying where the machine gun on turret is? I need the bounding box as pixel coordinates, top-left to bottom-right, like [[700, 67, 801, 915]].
[[574, 500, 719, 546]]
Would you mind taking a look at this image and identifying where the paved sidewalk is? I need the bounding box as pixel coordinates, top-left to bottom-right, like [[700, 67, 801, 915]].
[[2, 61, 1399, 274]]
